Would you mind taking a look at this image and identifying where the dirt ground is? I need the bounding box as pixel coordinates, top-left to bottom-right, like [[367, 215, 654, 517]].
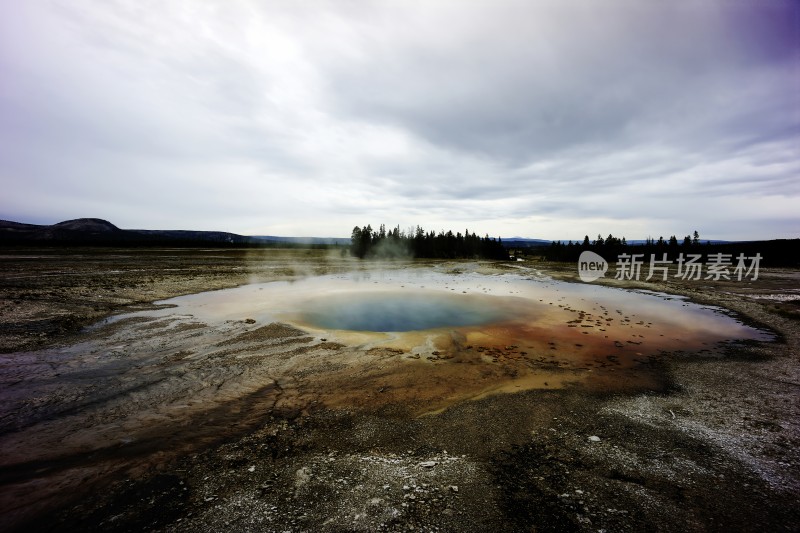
[[0, 248, 798, 532]]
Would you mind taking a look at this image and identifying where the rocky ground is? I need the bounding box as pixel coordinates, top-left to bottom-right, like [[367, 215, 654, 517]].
[[0, 248, 798, 532]]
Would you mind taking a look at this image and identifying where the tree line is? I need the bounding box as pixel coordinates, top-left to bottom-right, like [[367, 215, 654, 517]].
[[544, 231, 705, 262], [350, 224, 509, 260]]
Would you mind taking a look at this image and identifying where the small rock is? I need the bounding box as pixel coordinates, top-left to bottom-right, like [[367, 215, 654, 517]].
[[244, 318, 256, 324], [588, 435, 601, 442], [295, 467, 312, 487], [449, 485, 459, 493], [248, 465, 256, 473], [419, 461, 437, 468]]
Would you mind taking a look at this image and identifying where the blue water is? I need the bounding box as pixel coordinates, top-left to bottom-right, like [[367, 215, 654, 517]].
[[301, 292, 515, 332]]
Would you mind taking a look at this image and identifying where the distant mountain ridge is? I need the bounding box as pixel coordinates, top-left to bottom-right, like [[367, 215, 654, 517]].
[[0, 218, 775, 248], [0, 218, 351, 247], [501, 238, 552, 248], [505, 237, 734, 247], [0, 217, 120, 233], [253, 235, 351, 246], [1, 218, 125, 242], [0, 218, 246, 245], [0, 219, 556, 248]]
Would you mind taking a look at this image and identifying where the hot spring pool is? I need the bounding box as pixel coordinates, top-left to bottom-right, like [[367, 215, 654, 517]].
[[299, 291, 518, 332]]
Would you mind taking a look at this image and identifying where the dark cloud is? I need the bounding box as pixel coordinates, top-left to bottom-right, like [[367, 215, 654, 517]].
[[0, 0, 797, 239], [323, 2, 798, 163]]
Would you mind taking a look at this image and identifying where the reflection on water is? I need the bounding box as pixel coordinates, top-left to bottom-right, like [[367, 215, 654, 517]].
[[300, 291, 518, 332]]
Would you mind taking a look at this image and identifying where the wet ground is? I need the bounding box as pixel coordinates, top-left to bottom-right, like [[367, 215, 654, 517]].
[[0, 249, 798, 531]]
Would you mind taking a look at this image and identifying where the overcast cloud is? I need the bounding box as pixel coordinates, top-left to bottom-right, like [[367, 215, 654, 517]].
[[1, 0, 798, 240]]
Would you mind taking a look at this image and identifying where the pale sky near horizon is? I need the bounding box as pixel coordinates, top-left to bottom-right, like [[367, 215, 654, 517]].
[[1, 1, 798, 240]]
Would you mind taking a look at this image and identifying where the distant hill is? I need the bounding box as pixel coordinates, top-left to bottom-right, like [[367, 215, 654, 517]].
[[457, 237, 737, 248], [132, 228, 254, 245], [509, 238, 733, 246], [0, 218, 360, 248], [254, 235, 351, 246], [501, 238, 552, 248], [0, 219, 290, 247], [624, 239, 732, 245], [0, 218, 135, 245], [1, 217, 121, 235], [2, 219, 791, 260]]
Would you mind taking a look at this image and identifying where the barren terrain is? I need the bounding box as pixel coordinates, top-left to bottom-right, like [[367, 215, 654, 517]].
[[0, 248, 798, 532]]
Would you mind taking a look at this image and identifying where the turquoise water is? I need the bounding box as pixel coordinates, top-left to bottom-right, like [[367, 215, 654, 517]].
[[300, 291, 517, 332]]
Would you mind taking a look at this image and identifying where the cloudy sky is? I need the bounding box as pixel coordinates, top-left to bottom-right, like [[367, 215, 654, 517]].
[[1, 1, 798, 240]]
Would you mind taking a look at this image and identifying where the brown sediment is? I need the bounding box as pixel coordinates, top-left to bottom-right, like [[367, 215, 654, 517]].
[[0, 250, 794, 533], [1, 267, 762, 461]]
